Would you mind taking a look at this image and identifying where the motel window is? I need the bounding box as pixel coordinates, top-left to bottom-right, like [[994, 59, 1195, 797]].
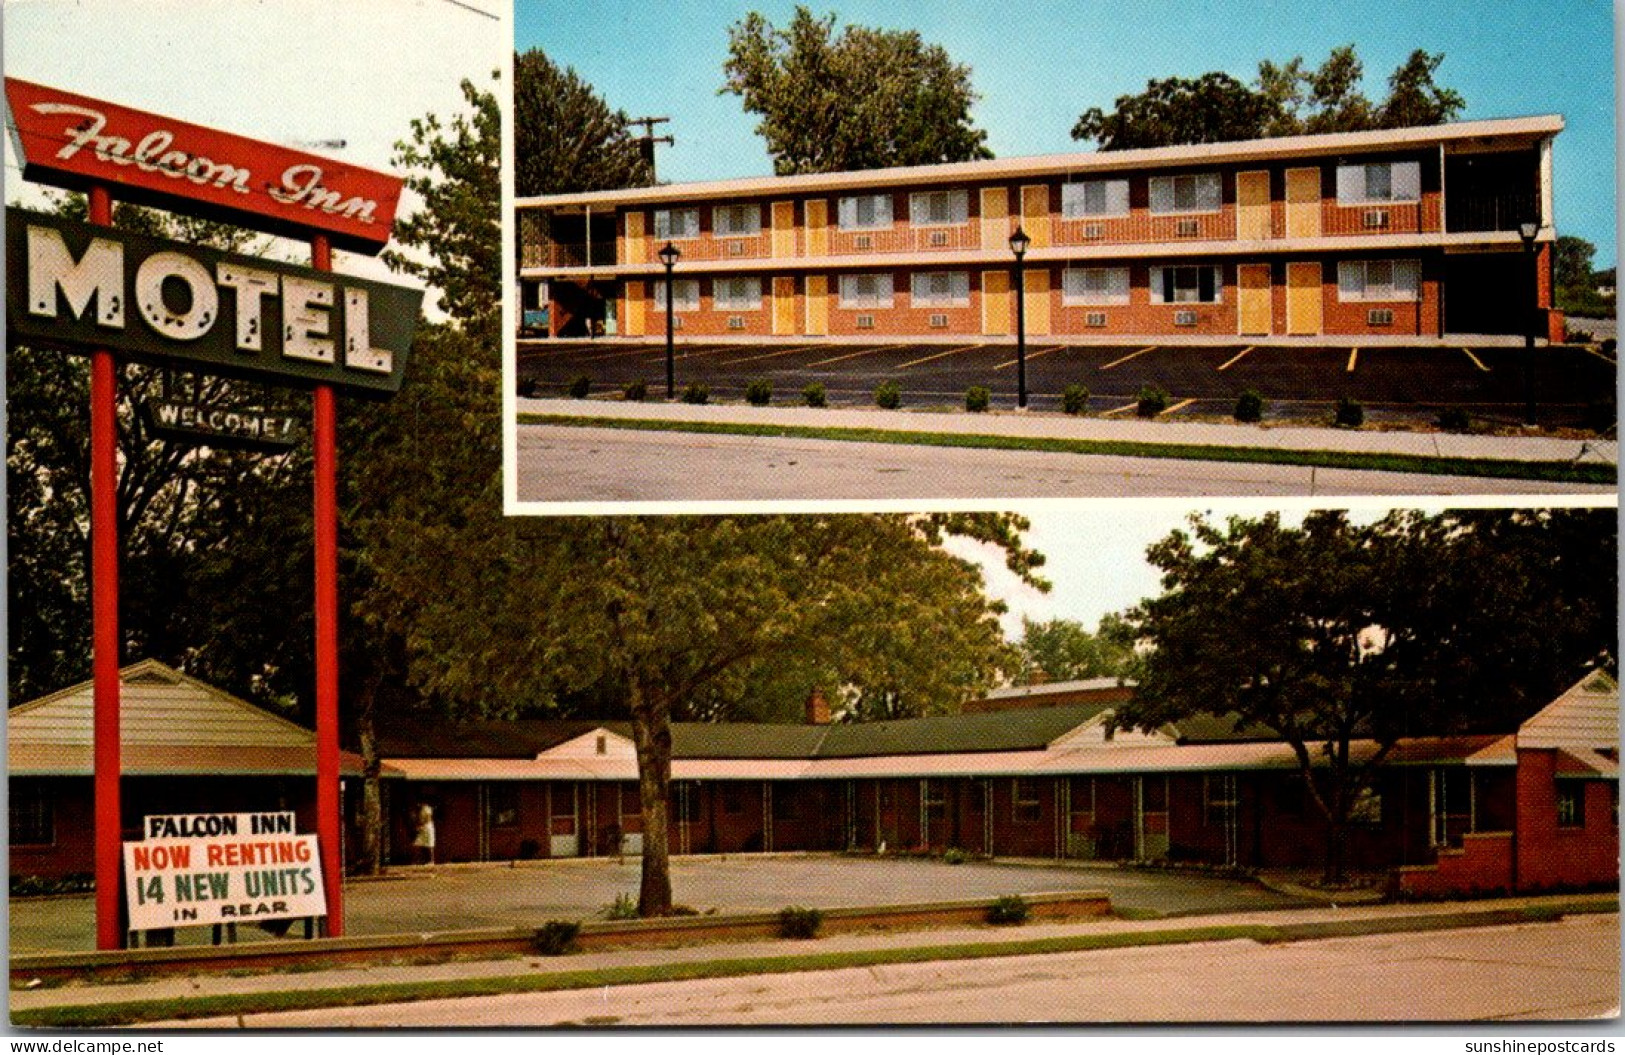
[[1061, 267, 1131, 306], [1013, 778, 1043, 823], [1557, 783, 1585, 828], [713, 203, 762, 237], [909, 189, 968, 226], [670, 782, 702, 825], [723, 785, 746, 815], [652, 278, 701, 312], [9, 779, 52, 846], [771, 786, 799, 822], [486, 784, 519, 829], [923, 780, 947, 818], [1348, 785, 1383, 826], [652, 207, 700, 240], [713, 276, 763, 311], [1061, 179, 1129, 218], [1337, 259, 1420, 302], [837, 193, 894, 230], [1204, 775, 1238, 828], [1148, 172, 1222, 214], [838, 273, 895, 309], [1336, 161, 1421, 204], [1149, 265, 1222, 304], [909, 271, 970, 307]]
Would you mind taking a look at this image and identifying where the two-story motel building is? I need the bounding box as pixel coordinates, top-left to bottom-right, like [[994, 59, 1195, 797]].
[[518, 116, 1562, 344]]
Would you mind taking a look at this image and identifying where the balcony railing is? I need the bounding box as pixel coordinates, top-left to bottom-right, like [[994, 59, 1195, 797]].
[[522, 240, 619, 269], [1446, 192, 1538, 233]]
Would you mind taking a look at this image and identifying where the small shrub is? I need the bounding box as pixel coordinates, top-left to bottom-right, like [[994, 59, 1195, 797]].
[[802, 382, 827, 408], [942, 848, 969, 865], [777, 905, 824, 939], [604, 892, 639, 920], [1435, 406, 1471, 432], [533, 920, 580, 956], [622, 379, 648, 402], [986, 894, 1030, 926], [1061, 383, 1090, 416], [875, 381, 902, 409], [681, 382, 710, 405], [1135, 383, 1169, 418], [1601, 337, 1617, 358], [567, 375, 591, 399], [746, 378, 773, 406], [965, 386, 991, 413], [1233, 389, 1265, 423], [517, 377, 538, 398], [1333, 396, 1365, 428]]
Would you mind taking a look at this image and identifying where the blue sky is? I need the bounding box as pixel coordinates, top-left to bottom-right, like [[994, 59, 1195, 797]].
[[519, 0, 1617, 266]]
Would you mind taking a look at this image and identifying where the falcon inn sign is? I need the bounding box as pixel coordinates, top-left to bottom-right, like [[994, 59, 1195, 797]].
[[6, 76, 419, 949]]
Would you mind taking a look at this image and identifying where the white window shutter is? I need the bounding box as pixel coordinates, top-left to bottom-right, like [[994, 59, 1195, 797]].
[[838, 198, 857, 228], [1148, 266, 1165, 303], [1336, 166, 1364, 205], [1198, 174, 1222, 211], [1106, 180, 1130, 215], [1394, 259, 1420, 300], [876, 195, 893, 226], [654, 210, 670, 239], [1150, 179, 1174, 213], [1393, 162, 1421, 201], [879, 273, 894, 308], [1338, 261, 1364, 301], [1109, 267, 1130, 303]]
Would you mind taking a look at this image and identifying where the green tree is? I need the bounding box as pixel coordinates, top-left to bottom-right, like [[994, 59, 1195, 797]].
[[1073, 45, 1464, 149], [362, 513, 1042, 914], [513, 49, 652, 197], [1553, 236, 1612, 317], [1015, 614, 1135, 684], [722, 6, 991, 174], [384, 73, 502, 340], [1113, 509, 1614, 885], [1072, 72, 1279, 149]]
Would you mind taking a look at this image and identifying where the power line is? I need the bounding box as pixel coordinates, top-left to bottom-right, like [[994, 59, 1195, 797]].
[[436, 0, 501, 20]]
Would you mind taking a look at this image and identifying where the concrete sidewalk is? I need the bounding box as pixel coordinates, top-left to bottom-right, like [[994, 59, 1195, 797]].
[[516, 397, 1619, 467], [12, 892, 1615, 1019]]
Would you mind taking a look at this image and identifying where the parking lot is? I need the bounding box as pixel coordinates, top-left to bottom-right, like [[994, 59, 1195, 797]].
[[517, 338, 1616, 430], [11, 855, 1310, 953]]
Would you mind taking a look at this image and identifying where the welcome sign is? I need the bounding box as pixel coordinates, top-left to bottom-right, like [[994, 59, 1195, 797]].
[[123, 812, 326, 931], [6, 78, 403, 254], [8, 209, 420, 396]]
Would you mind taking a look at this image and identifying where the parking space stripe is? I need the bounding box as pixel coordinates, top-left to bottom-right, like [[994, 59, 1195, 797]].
[[722, 344, 822, 365], [1216, 346, 1254, 371], [1100, 346, 1159, 370], [1346, 348, 1359, 372], [899, 343, 984, 368], [1100, 401, 1139, 416], [993, 345, 1066, 369], [1583, 346, 1617, 364], [1460, 347, 1490, 372], [563, 344, 670, 364], [1160, 398, 1197, 416], [808, 346, 893, 366]]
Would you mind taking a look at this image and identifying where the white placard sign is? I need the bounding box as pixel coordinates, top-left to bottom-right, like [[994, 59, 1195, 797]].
[[123, 811, 326, 931]]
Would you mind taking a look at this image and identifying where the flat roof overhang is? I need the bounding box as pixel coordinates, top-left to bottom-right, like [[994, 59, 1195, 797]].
[[519, 116, 1563, 212]]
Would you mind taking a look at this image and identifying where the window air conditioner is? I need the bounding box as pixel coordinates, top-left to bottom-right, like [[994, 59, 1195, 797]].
[[1085, 311, 1108, 328], [1367, 308, 1395, 326], [1174, 309, 1199, 327], [856, 314, 876, 329]]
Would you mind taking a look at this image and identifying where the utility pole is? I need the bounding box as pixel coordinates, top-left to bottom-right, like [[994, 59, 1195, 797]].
[[628, 116, 673, 181]]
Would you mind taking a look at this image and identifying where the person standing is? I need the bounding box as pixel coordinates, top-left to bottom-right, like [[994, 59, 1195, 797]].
[[413, 802, 436, 866]]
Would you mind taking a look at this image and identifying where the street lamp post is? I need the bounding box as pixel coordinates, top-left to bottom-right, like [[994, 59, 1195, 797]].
[[1518, 220, 1540, 426], [658, 240, 681, 399], [1009, 226, 1031, 409]]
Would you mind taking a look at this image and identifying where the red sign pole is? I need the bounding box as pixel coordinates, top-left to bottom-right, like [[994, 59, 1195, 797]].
[[311, 234, 344, 936], [89, 183, 123, 952]]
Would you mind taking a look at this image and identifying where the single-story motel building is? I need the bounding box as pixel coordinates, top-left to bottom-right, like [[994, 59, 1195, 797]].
[[11, 662, 1617, 898], [518, 116, 1564, 344]]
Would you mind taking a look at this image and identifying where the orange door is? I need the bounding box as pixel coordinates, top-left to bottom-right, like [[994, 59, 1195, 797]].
[[1237, 170, 1271, 240], [1286, 262, 1322, 335], [772, 276, 797, 335], [1285, 168, 1322, 238], [804, 274, 828, 335], [771, 201, 796, 257], [979, 187, 1008, 250], [805, 199, 828, 256], [982, 270, 1010, 335], [1237, 263, 1272, 336]]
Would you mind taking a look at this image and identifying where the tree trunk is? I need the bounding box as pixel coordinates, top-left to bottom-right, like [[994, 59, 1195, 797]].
[[355, 685, 385, 876], [1322, 814, 1347, 886], [627, 680, 674, 917]]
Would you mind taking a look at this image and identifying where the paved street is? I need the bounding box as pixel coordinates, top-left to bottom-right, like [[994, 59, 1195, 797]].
[[10, 855, 1309, 953], [515, 422, 1606, 502], [518, 338, 1617, 429], [168, 913, 1620, 1026]]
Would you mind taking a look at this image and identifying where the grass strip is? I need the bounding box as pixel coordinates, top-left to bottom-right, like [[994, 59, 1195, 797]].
[[17, 903, 1605, 1028], [516, 414, 1616, 486]]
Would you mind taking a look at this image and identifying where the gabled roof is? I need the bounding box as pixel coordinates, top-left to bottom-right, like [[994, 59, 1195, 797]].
[[8, 659, 370, 776], [1518, 670, 1618, 752]]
